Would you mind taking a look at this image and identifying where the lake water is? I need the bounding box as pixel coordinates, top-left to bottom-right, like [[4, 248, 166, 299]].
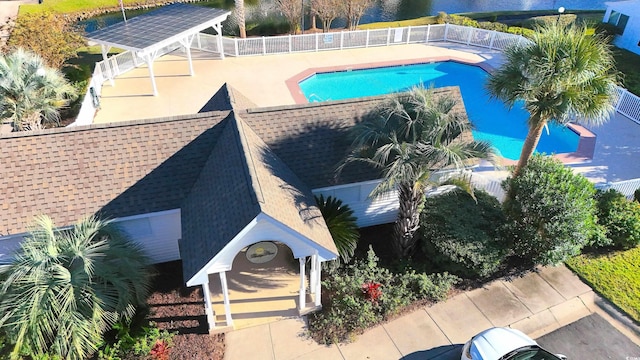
[[83, 0, 623, 34]]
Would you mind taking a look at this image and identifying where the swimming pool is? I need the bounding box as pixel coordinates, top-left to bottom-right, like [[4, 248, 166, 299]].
[[298, 61, 580, 160]]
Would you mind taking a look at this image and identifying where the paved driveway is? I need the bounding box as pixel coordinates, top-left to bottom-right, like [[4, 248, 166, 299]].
[[537, 313, 640, 359]]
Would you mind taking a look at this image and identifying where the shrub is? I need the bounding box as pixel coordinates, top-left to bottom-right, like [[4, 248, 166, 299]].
[[421, 189, 507, 278], [477, 21, 508, 32], [634, 187, 640, 203], [506, 26, 536, 38], [98, 322, 175, 360], [594, 22, 619, 40], [6, 11, 85, 69], [501, 155, 603, 266], [308, 247, 457, 344], [595, 189, 640, 249]]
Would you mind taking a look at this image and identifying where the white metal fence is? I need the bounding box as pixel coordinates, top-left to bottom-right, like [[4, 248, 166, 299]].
[[73, 23, 640, 127], [596, 178, 640, 200]]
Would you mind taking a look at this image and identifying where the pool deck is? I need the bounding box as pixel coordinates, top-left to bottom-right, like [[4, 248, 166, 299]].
[[91, 42, 640, 183]]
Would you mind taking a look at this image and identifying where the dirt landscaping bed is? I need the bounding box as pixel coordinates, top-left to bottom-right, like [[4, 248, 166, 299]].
[[146, 261, 225, 360]]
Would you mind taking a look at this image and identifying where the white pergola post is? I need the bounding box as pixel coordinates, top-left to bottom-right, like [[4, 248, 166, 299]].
[[219, 271, 233, 327], [140, 51, 159, 96], [100, 44, 115, 86], [314, 255, 322, 307], [298, 257, 306, 311], [179, 35, 195, 76], [201, 281, 216, 331], [213, 23, 225, 59]]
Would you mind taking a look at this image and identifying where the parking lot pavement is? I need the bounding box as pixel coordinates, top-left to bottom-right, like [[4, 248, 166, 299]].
[[536, 313, 640, 359]]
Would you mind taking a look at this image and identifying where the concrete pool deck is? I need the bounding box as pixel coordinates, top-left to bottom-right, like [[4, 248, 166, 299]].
[[91, 42, 640, 182]]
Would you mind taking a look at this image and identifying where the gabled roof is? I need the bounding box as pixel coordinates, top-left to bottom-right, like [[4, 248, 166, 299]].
[[0, 84, 467, 283], [241, 87, 468, 189], [180, 113, 336, 281], [0, 112, 229, 236]]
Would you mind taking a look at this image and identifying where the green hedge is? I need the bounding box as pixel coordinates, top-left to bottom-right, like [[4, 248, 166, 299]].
[[421, 189, 507, 279], [308, 248, 458, 344]]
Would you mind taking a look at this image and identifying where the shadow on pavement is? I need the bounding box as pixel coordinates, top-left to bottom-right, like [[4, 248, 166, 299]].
[[402, 344, 463, 360]]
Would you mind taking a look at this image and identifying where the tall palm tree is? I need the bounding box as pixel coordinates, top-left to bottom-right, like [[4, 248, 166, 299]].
[[0, 215, 152, 360], [0, 48, 77, 131], [487, 23, 619, 176], [234, 0, 247, 38], [339, 86, 494, 259]]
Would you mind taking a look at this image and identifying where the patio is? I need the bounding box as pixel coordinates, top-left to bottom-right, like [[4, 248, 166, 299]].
[[91, 43, 497, 123]]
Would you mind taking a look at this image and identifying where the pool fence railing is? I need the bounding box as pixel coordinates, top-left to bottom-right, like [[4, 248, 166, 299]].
[[76, 23, 640, 128]]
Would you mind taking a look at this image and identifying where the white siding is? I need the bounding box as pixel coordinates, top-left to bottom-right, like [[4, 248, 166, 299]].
[[313, 180, 399, 227], [116, 209, 182, 264]]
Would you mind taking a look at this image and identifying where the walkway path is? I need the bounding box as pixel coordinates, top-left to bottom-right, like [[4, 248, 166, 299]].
[[0, 0, 36, 45], [224, 265, 640, 360]]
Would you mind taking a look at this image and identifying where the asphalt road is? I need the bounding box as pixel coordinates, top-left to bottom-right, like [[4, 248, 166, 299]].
[[536, 313, 640, 360], [408, 313, 640, 360]]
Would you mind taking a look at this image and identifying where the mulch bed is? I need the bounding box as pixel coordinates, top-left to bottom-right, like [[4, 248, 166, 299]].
[[146, 261, 224, 360]]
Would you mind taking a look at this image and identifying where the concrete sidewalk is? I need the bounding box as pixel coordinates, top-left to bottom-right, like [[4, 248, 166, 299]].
[[224, 265, 640, 360]]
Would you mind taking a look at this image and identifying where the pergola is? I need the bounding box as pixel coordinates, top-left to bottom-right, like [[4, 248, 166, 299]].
[[86, 3, 231, 96]]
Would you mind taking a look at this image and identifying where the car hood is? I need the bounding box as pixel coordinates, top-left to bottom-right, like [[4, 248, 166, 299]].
[[470, 327, 537, 360]]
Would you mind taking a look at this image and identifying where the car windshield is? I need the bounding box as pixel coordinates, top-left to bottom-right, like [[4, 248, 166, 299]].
[[503, 346, 561, 360]]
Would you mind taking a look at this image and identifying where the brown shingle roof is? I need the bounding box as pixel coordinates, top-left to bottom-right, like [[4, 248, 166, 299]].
[[180, 114, 336, 281], [241, 87, 468, 189], [0, 112, 229, 235]]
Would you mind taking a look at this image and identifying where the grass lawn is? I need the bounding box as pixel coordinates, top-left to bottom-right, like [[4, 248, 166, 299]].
[[613, 48, 640, 95], [566, 247, 640, 322], [19, 0, 163, 15]]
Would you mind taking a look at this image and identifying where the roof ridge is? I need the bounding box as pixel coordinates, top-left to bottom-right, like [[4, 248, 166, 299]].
[[245, 86, 461, 114], [229, 112, 264, 205], [0, 111, 230, 140]]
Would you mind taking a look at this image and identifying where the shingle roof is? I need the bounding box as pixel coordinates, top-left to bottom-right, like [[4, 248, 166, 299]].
[[0, 113, 228, 236], [236, 114, 336, 253], [180, 114, 336, 281], [198, 83, 258, 113], [0, 84, 467, 282], [241, 87, 468, 189]]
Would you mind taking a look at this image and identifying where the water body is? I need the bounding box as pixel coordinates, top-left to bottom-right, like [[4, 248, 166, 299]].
[[83, 0, 622, 33]]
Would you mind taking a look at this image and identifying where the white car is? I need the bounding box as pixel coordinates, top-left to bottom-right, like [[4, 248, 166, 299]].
[[461, 327, 567, 360]]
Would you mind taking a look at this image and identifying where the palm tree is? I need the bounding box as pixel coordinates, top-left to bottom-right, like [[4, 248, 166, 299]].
[[339, 86, 494, 259], [0, 48, 77, 131], [0, 215, 152, 360], [315, 194, 359, 264], [487, 23, 618, 176], [234, 0, 247, 38]]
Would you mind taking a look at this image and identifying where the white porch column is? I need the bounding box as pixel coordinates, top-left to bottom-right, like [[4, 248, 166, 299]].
[[213, 23, 225, 59], [314, 256, 322, 307], [100, 44, 115, 86], [299, 257, 306, 311], [309, 254, 317, 291], [219, 271, 233, 327], [201, 281, 216, 331]]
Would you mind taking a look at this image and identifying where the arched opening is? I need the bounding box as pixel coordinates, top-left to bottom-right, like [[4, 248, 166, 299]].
[[207, 241, 313, 329]]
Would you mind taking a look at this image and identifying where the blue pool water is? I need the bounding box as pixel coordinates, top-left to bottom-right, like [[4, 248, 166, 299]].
[[298, 61, 580, 160]]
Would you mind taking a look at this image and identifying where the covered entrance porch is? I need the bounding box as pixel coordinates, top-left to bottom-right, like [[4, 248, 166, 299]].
[[207, 242, 321, 330]]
